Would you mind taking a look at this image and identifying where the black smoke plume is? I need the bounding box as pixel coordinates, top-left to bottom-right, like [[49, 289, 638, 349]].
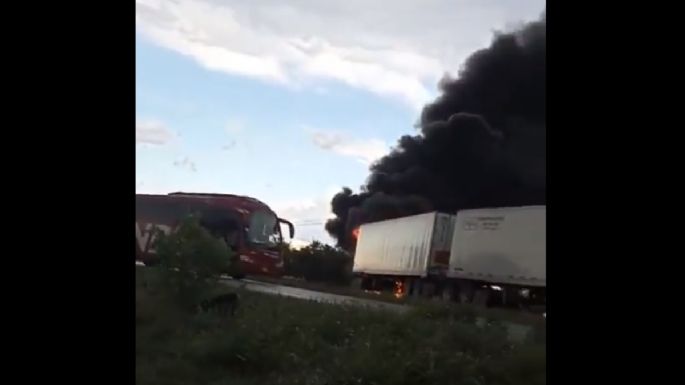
[[326, 14, 546, 249]]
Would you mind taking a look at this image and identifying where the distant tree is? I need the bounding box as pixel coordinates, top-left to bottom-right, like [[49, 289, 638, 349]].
[[283, 241, 353, 285]]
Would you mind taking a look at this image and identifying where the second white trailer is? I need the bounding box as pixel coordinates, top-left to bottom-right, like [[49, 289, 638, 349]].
[[447, 206, 546, 287], [443, 206, 546, 307]]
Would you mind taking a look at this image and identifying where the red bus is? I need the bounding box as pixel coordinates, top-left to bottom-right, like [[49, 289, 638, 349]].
[[135, 192, 294, 277]]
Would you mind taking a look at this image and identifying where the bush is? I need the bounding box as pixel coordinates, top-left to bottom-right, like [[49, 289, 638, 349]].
[[136, 281, 546, 385], [153, 216, 236, 310], [283, 241, 353, 285]]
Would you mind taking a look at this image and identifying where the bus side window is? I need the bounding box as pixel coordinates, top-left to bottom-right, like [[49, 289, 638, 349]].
[[201, 217, 240, 251]]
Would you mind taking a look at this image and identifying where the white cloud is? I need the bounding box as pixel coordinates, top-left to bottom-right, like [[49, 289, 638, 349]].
[[135, 0, 545, 108], [136, 119, 174, 145], [310, 130, 388, 165], [271, 187, 341, 245]]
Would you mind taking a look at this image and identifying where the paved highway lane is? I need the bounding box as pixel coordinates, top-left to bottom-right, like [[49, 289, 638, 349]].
[[220, 277, 409, 313], [219, 276, 534, 342]]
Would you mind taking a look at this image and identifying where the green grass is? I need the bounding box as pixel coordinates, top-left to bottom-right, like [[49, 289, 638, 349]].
[[137, 268, 545, 385]]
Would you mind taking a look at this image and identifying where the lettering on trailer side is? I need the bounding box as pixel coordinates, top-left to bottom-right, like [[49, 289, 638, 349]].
[[464, 220, 479, 231], [464, 216, 505, 231], [135, 222, 172, 254]]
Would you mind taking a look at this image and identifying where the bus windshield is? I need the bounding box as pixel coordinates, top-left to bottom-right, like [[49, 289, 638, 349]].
[[246, 210, 281, 249]]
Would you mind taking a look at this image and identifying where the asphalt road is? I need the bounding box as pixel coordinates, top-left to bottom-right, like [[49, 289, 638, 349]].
[[219, 277, 534, 342], [220, 277, 409, 313]]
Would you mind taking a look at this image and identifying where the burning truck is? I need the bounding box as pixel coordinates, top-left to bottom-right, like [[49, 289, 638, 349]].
[[136, 192, 294, 277], [351, 206, 546, 310]]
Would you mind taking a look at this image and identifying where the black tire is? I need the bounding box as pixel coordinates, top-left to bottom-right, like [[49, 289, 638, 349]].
[[360, 276, 372, 291], [352, 277, 363, 290], [409, 279, 423, 298], [441, 282, 456, 302], [456, 280, 476, 304], [423, 282, 437, 298], [141, 259, 160, 267], [473, 288, 491, 307]]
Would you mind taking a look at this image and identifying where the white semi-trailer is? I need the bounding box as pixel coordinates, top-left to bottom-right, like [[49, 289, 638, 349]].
[[352, 212, 456, 296], [352, 206, 546, 309], [444, 206, 546, 308]]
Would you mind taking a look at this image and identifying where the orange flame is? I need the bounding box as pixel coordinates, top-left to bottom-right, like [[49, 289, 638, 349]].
[[393, 279, 406, 299]]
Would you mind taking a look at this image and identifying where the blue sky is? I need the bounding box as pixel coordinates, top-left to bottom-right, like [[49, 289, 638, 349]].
[[135, 0, 545, 245]]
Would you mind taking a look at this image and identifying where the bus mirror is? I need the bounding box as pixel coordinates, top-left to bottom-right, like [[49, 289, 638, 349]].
[[279, 218, 295, 239]]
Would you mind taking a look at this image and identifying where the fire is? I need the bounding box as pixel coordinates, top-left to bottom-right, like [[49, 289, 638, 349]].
[[393, 279, 406, 299], [351, 227, 360, 240]]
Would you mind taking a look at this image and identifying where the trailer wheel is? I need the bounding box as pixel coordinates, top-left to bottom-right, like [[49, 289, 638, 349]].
[[352, 277, 363, 290], [456, 280, 476, 304], [501, 286, 520, 308], [441, 283, 456, 302], [360, 276, 372, 291], [473, 288, 491, 307], [409, 279, 423, 298], [422, 282, 436, 298]]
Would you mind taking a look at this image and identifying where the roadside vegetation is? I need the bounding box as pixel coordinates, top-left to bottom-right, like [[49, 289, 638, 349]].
[[281, 241, 354, 285], [136, 219, 545, 385]]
